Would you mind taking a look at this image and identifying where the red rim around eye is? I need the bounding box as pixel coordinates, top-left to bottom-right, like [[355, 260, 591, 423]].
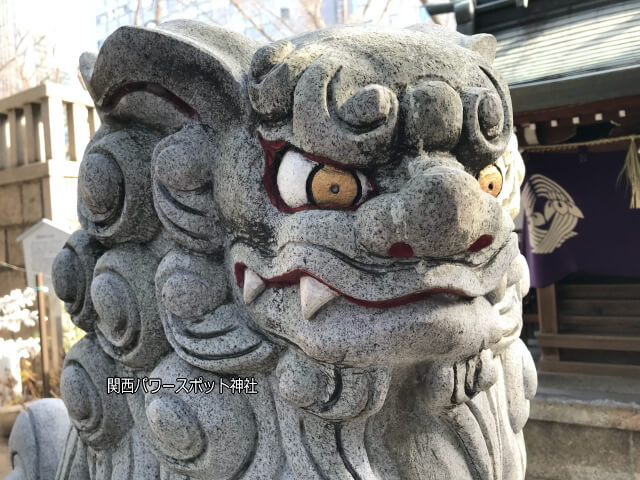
[[258, 134, 374, 213]]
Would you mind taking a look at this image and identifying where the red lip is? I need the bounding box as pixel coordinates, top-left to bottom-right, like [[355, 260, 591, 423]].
[[235, 262, 468, 309]]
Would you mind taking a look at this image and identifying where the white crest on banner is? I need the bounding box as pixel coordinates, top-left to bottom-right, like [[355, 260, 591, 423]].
[[522, 174, 584, 254]]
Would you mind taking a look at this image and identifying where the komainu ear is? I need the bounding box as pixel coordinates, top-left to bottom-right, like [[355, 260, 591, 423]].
[[82, 20, 260, 132], [79, 52, 97, 98], [405, 23, 497, 64], [465, 33, 497, 64]]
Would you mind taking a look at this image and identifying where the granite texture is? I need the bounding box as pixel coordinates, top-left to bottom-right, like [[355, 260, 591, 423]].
[[5, 20, 534, 480], [6, 399, 70, 480]]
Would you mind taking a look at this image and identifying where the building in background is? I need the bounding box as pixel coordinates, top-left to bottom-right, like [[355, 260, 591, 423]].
[[0, 0, 95, 98], [487, 0, 640, 380], [474, 1, 640, 478]]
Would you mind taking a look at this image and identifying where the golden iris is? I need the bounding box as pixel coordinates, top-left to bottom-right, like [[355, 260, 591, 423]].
[[477, 164, 503, 197], [309, 166, 359, 207]]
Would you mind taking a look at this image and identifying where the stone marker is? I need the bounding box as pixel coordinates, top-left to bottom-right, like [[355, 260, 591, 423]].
[[17, 219, 71, 294], [5, 20, 536, 480]]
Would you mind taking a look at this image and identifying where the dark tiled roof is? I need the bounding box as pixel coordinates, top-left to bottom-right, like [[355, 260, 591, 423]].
[[494, 0, 640, 86]]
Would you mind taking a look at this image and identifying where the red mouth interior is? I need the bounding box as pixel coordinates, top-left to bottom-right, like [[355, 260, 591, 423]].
[[235, 262, 469, 309]]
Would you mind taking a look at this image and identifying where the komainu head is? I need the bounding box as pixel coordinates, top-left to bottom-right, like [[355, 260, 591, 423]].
[[42, 20, 535, 480]]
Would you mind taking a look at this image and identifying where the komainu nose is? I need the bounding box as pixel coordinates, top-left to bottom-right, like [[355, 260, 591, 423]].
[[354, 166, 507, 259]]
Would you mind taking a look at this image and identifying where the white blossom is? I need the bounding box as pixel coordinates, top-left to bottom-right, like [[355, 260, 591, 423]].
[[0, 288, 40, 333], [0, 337, 41, 359]]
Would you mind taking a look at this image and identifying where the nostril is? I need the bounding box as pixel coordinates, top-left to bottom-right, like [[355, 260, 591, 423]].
[[468, 234, 493, 252], [388, 242, 414, 258]]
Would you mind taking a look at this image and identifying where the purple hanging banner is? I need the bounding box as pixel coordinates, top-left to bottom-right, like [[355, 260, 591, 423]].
[[522, 150, 640, 288]]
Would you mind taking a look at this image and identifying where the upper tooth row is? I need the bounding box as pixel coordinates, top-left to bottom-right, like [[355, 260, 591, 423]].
[[242, 269, 339, 320], [244, 260, 530, 319]]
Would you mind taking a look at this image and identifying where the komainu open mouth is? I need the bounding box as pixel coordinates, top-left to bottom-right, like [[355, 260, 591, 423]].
[[235, 263, 470, 319], [232, 234, 521, 320]]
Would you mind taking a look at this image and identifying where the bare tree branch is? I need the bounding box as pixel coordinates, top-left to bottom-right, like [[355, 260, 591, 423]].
[[377, 0, 393, 24], [175, 0, 221, 25], [18, 66, 29, 85], [300, 0, 325, 29], [0, 32, 29, 75], [13, 32, 28, 55], [155, 0, 162, 25], [362, 0, 373, 19], [0, 32, 47, 94], [258, 0, 298, 35], [314, 0, 326, 28], [0, 57, 16, 75], [134, 0, 142, 25], [229, 0, 275, 41]]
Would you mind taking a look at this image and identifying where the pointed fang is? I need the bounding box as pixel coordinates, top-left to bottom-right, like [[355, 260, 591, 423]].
[[300, 275, 339, 320], [243, 269, 266, 304]]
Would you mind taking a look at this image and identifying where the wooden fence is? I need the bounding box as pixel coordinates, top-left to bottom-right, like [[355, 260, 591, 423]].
[[0, 82, 98, 168], [0, 82, 98, 378]]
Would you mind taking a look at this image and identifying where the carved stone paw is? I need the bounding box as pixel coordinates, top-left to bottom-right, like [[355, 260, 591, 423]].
[[452, 349, 500, 405], [421, 349, 500, 409], [276, 349, 391, 421]]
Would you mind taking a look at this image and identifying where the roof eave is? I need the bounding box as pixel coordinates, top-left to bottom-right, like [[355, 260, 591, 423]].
[[510, 64, 640, 114]]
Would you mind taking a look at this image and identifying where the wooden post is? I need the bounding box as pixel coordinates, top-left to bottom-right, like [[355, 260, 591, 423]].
[[41, 97, 66, 161], [32, 102, 46, 163], [537, 284, 560, 361], [66, 103, 77, 162], [0, 114, 7, 169], [8, 108, 19, 167], [36, 272, 50, 397], [23, 103, 38, 163], [47, 296, 62, 378]]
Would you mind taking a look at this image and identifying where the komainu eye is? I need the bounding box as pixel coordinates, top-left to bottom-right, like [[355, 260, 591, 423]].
[[277, 150, 371, 209], [309, 166, 361, 207], [477, 164, 503, 197]]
